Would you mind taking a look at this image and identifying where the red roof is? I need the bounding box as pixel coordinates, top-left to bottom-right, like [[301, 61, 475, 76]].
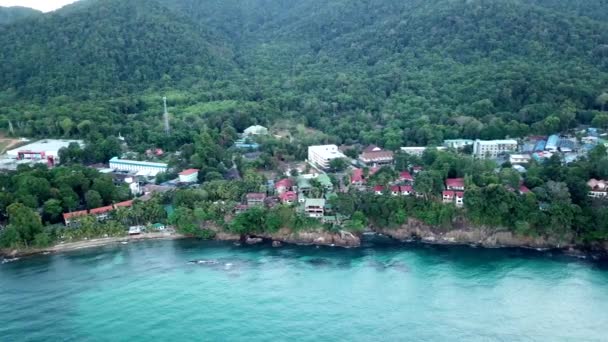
[[360, 150, 394, 162], [179, 169, 199, 176], [246, 193, 267, 200], [455, 191, 464, 198], [391, 185, 400, 192], [443, 191, 455, 197], [89, 205, 114, 215], [400, 171, 413, 181], [279, 191, 297, 202], [63, 210, 88, 221], [114, 200, 134, 208], [519, 185, 531, 194], [363, 145, 382, 153], [401, 185, 413, 192], [445, 178, 465, 189], [352, 169, 364, 183], [374, 185, 384, 192], [275, 178, 294, 189]]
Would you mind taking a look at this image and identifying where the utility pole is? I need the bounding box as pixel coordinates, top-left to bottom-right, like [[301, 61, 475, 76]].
[[163, 96, 170, 136]]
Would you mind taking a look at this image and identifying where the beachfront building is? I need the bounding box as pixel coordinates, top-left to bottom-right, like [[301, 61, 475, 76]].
[[307, 145, 346, 170], [443, 139, 474, 149], [400, 146, 446, 157], [178, 169, 199, 183], [359, 146, 394, 167], [588, 179, 608, 198], [473, 139, 518, 159], [109, 157, 168, 177], [243, 125, 269, 136], [304, 198, 326, 218]]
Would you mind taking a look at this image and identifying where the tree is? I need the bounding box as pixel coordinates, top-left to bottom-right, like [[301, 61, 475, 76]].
[[328, 158, 348, 172], [43, 199, 64, 223], [591, 113, 608, 129], [596, 92, 608, 112], [2, 203, 43, 248], [85, 190, 103, 209]]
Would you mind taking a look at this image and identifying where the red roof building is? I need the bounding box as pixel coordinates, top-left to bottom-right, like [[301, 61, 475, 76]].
[[279, 191, 297, 204], [400, 171, 414, 182], [519, 185, 531, 194], [359, 147, 394, 166], [445, 178, 465, 191], [246, 193, 267, 206], [114, 200, 134, 208], [63, 210, 88, 225], [275, 178, 294, 194], [374, 185, 384, 195], [179, 169, 199, 176]]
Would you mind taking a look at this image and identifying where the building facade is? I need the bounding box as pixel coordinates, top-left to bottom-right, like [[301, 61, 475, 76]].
[[307, 145, 346, 169], [473, 139, 518, 159], [110, 157, 168, 175], [178, 169, 199, 183]]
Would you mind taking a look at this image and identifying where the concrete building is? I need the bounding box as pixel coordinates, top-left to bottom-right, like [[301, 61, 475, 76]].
[[6, 139, 83, 166], [400, 146, 446, 157], [546, 135, 560, 152], [445, 178, 465, 191], [473, 139, 518, 159], [308, 145, 346, 169], [509, 154, 532, 164], [243, 125, 269, 136], [304, 198, 326, 218], [178, 169, 199, 183], [443, 139, 474, 149], [109, 157, 168, 177]]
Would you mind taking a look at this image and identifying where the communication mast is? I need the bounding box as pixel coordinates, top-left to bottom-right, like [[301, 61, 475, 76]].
[[163, 96, 170, 136]]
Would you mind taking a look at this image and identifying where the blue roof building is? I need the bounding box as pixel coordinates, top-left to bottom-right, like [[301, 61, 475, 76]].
[[546, 135, 560, 151], [533, 140, 546, 152]]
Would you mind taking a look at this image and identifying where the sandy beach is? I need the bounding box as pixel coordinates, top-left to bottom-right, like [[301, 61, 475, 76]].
[[1, 232, 187, 258]]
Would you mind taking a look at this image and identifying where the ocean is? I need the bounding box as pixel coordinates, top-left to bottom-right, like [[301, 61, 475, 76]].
[[1, 239, 607, 341]]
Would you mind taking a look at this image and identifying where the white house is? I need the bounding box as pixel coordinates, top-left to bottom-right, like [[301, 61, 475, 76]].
[[308, 145, 346, 169], [400, 146, 446, 157], [509, 154, 532, 164], [179, 169, 199, 183]]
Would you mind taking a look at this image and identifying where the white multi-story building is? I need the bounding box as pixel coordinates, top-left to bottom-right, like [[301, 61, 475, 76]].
[[473, 139, 518, 159], [110, 157, 168, 176], [307, 145, 345, 169], [509, 154, 531, 164], [443, 139, 474, 149], [400, 146, 446, 157]]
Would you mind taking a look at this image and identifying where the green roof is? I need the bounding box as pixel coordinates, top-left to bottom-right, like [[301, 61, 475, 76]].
[[297, 177, 312, 189], [305, 198, 326, 207], [317, 174, 332, 187]]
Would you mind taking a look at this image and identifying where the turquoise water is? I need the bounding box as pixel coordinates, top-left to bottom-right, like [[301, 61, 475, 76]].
[[1, 239, 608, 341]]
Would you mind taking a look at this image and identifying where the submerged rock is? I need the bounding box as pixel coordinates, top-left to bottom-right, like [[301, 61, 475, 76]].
[[245, 237, 263, 245], [272, 241, 282, 248]]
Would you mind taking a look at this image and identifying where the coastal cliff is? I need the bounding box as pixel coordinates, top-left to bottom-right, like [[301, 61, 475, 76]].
[[373, 218, 571, 250]]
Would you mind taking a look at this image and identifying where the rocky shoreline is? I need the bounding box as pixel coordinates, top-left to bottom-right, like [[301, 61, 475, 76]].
[[3, 222, 607, 260]]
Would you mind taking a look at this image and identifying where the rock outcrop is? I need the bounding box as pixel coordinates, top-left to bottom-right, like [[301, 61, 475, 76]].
[[374, 218, 570, 249], [259, 228, 361, 248]]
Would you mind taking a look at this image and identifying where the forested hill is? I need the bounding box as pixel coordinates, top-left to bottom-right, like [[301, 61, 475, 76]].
[[0, 0, 236, 99], [0, 6, 40, 25], [0, 0, 607, 150]]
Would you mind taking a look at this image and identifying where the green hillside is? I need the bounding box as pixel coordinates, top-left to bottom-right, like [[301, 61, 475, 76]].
[[0, 0, 607, 151], [0, 6, 41, 25]]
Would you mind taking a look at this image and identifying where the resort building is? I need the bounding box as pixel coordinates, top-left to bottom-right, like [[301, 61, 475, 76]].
[[109, 157, 168, 177], [443, 139, 474, 149], [390, 185, 413, 196], [473, 139, 518, 159], [445, 178, 465, 191], [178, 169, 199, 183], [279, 191, 297, 204], [588, 179, 608, 198], [359, 146, 394, 167], [443, 191, 465, 207], [307, 145, 346, 169], [400, 146, 446, 157], [304, 198, 326, 218], [399, 171, 414, 183]]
